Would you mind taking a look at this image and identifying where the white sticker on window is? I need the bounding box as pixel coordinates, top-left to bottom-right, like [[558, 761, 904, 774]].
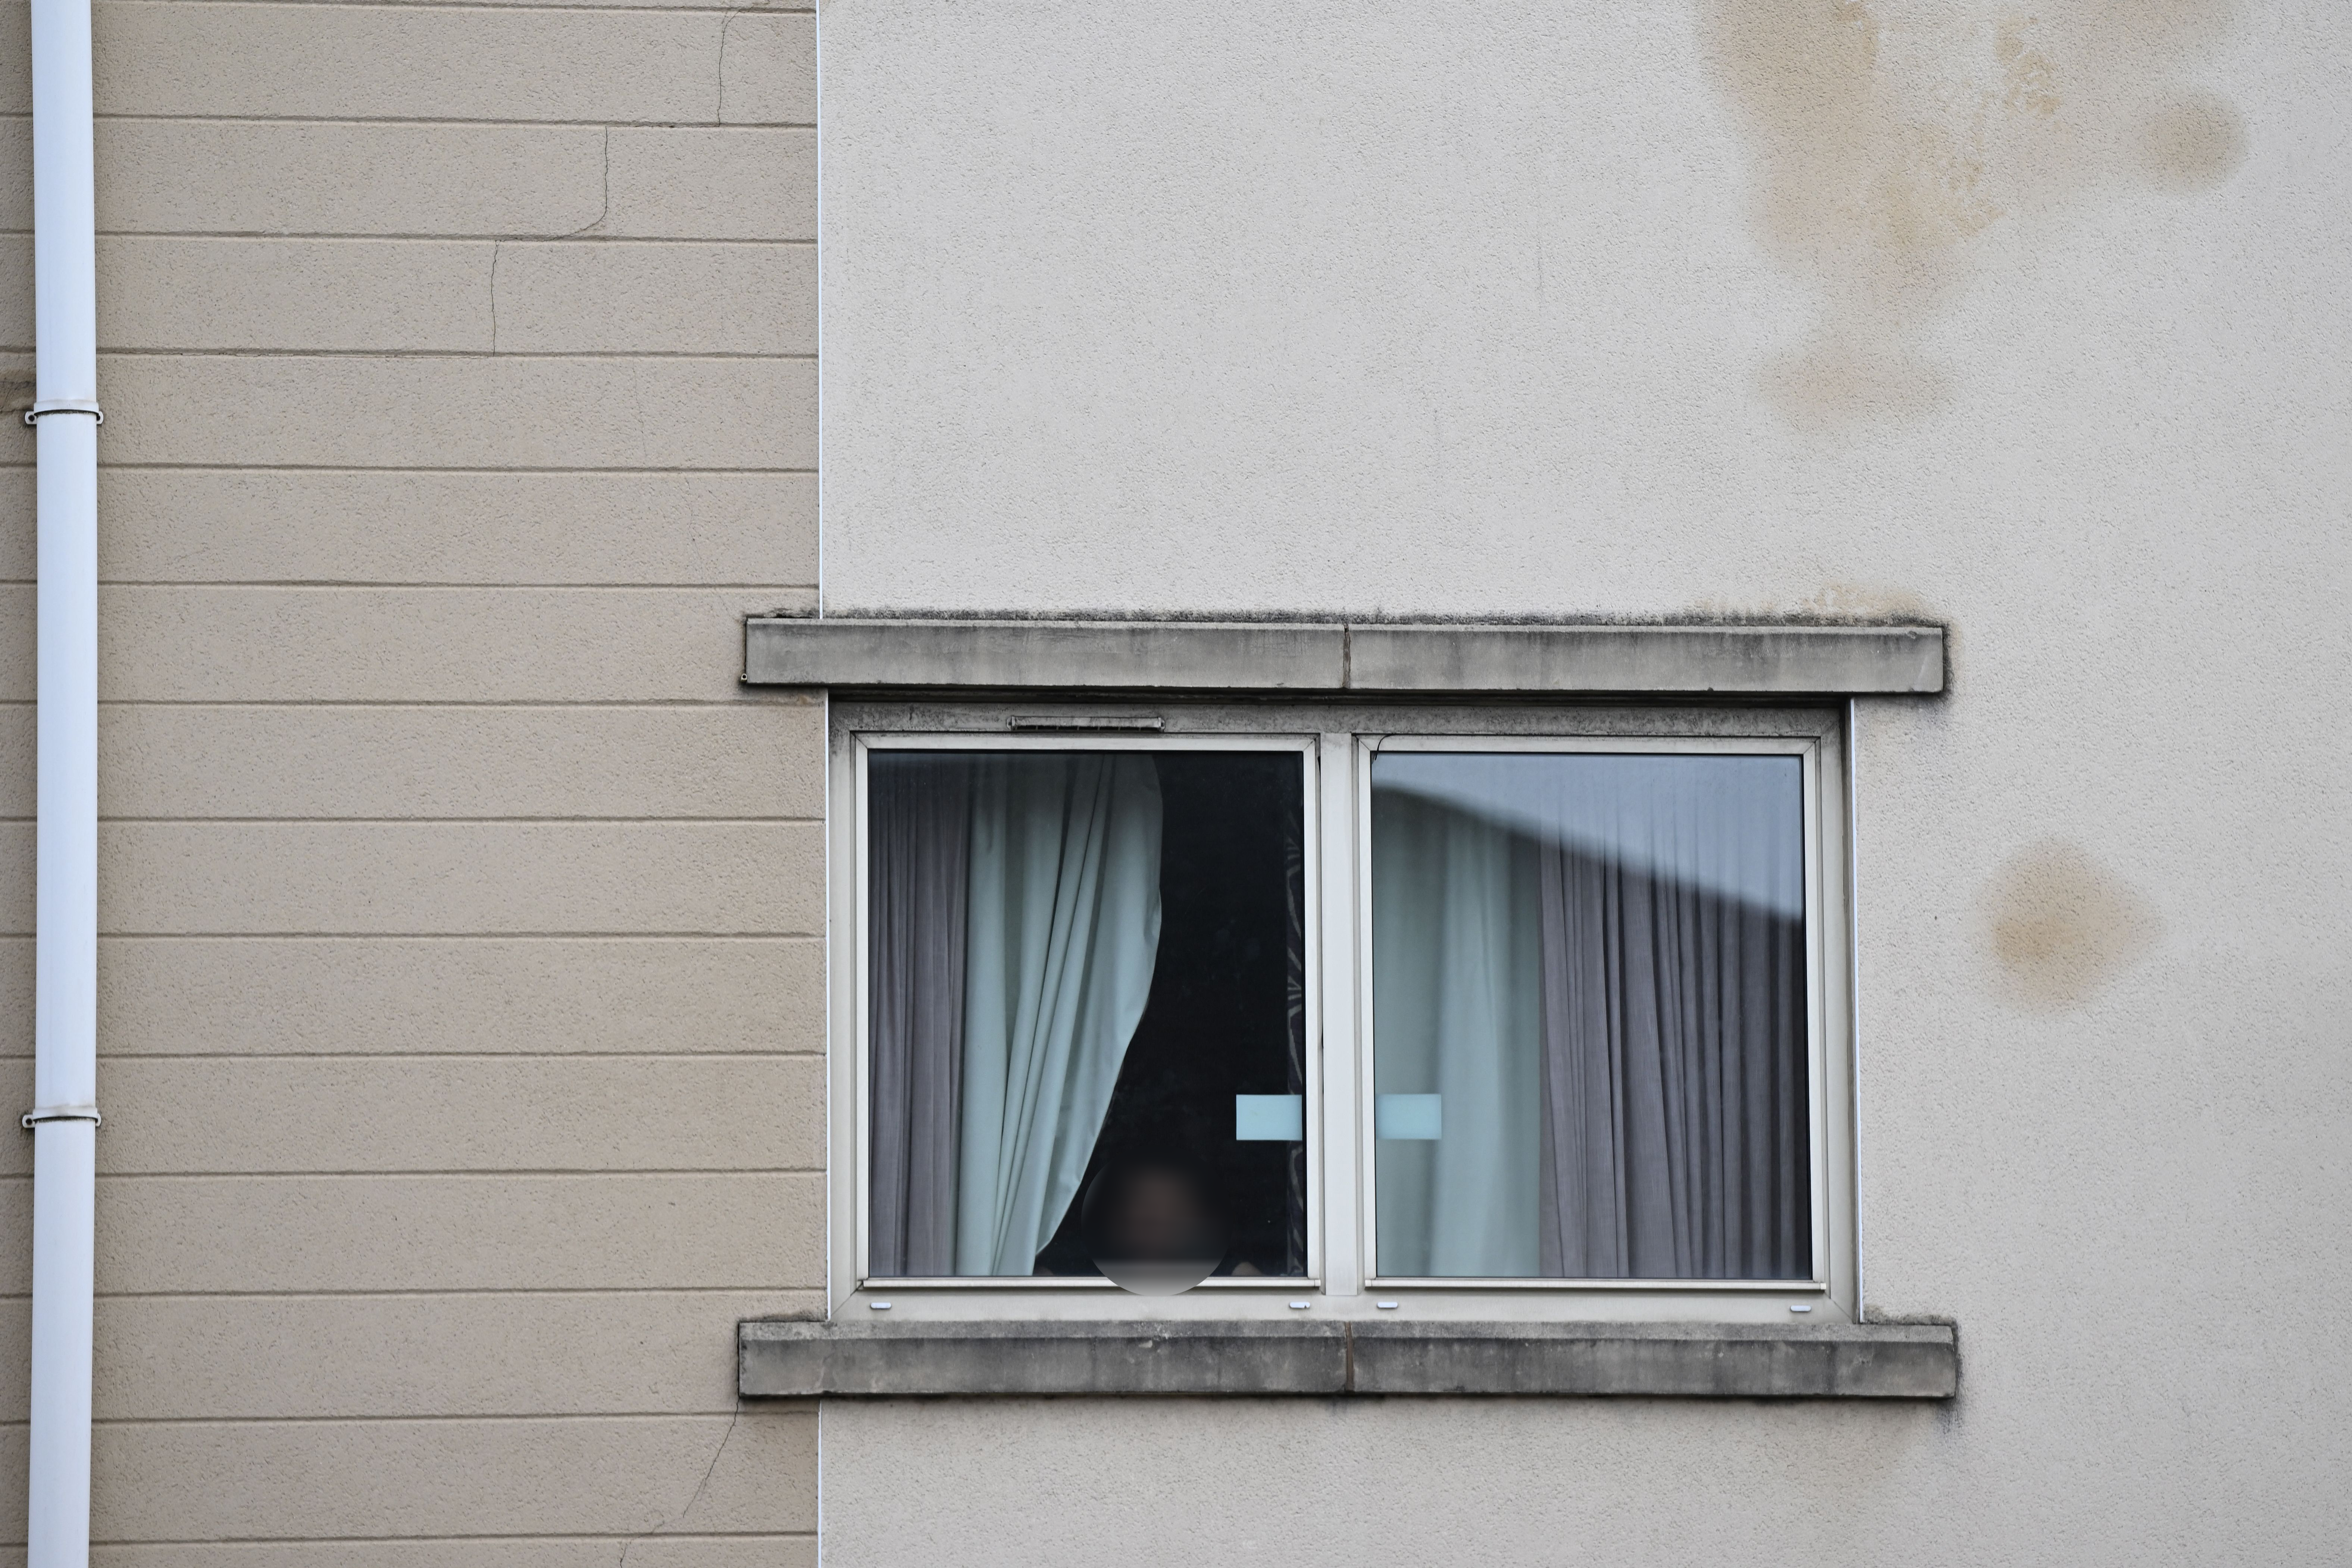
[[1375, 1093, 1442, 1140], [1233, 1094, 1305, 1141]]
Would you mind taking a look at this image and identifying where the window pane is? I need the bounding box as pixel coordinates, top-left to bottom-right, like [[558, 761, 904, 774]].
[[1370, 752, 1811, 1281], [869, 749, 1307, 1280]]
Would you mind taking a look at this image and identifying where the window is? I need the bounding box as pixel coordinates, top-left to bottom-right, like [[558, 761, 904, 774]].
[[861, 742, 1311, 1289], [832, 704, 1854, 1318], [1367, 745, 1814, 1283]]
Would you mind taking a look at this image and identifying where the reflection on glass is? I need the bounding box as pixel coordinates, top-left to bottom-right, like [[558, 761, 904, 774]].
[[868, 750, 1307, 1281], [1371, 752, 1811, 1281]]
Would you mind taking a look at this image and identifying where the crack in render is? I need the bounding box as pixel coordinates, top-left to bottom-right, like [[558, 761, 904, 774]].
[[559, 126, 614, 240], [617, 1402, 745, 1568], [494, 125, 611, 353], [715, 9, 737, 124], [629, 360, 651, 464]]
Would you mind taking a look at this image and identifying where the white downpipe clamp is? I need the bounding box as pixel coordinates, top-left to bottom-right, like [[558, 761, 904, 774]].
[[23, 402, 101, 425], [21, 1107, 100, 1129]]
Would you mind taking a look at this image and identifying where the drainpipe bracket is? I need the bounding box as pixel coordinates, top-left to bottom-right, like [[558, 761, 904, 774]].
[[21, 1105, 100, 1129], [23, 402, 102, 425]]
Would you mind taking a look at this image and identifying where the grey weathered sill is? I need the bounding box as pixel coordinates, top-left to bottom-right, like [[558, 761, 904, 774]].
[[738, 1319, 1958, 1400], [741, 619, 1945, 696]]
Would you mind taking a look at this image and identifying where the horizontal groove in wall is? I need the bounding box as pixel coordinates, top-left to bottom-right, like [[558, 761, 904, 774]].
[[88, 701, 822, 708], [106, 1051, 815, 1060], [115, 0, 817, 9], [87, 1537, 816, 1550], [94, 1168, 822, 1179], [89, 817, 825, 824], [88, 234, 813, 243], [83, 235, 815, 246], [80, 582, 818, 589], [94, 1171, 819, 1182], [0, 1055, 829, 1064], [82, 465, 813, 473], [87, 115, 817, 128], [79, 1053, 823, 1063], [82, 932, 821, 939], [87, 322, 819, 353], [89, 1414, 807, 1426], [0, 710, 828, 714], [88, 466, 819, 475], [98, 932, 817, 939], [90, 1287, 823, 1298], [81, 702, 814, 710], [3, 1054, 829, 1062], [89, 826, 822, 842], [104, 1, 816, 11], [92, 350, 817, 361], [0, 1295, 789, 1309], [81, 112, 803, 123]]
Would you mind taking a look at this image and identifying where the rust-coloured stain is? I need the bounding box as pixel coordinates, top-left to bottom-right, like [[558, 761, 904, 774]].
[[1699, 0, 2248, 432], [1980, 840, 2161, 1011]]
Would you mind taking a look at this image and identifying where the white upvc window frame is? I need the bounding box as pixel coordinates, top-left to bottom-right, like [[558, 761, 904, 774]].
[[848, 727, 1324, 1294], [825, 699, 1858, 1325]]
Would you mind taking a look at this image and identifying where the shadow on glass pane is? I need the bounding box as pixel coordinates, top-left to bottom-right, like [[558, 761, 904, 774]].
[[868, 749, 1308, 1284], [1370, 752, 1811, 1282]]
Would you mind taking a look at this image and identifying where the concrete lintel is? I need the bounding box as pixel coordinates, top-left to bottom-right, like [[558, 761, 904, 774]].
[[738, 1319, 1957, 1399], [742, 619, 1944, 695]]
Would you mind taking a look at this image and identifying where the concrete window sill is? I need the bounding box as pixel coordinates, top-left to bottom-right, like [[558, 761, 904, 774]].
[[741, 618, 1946, 697], [738, 1319, 1958, 1400]]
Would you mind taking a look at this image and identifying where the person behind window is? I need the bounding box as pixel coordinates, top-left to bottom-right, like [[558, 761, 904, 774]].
[[1048, 1148, 1265, 1285]]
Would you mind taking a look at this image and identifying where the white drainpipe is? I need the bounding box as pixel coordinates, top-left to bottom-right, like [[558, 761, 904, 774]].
[[25, 0, 103, 1560]]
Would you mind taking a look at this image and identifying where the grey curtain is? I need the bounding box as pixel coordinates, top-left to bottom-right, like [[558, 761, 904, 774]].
[[1535, 845, 1809, 1279], [866, 756, 972, 1279]]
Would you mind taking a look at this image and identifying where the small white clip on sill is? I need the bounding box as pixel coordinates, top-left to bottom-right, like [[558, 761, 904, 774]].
[[868, 1301, 892, 1311], [1789, 1303, 1813, 1313], [1375, 1301, 1399, 1310], [1287, 1301, 1310, 1310]]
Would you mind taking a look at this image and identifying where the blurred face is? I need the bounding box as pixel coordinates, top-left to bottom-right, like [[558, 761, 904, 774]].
[[1107, 1167, 1218, 1261]]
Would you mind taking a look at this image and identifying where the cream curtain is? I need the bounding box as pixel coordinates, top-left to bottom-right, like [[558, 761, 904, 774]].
[[954, 754, 1164, 1276]]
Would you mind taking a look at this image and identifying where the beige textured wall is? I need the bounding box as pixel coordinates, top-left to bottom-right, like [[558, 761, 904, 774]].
[[1, 0, 823, 1560]]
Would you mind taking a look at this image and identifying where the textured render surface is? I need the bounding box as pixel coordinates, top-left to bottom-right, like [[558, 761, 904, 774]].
[[0, 0, 823, 1559], [744, 618, 1944, 693], [819, 1, 2352, 1565], [741, 1319, 1956, 1398]]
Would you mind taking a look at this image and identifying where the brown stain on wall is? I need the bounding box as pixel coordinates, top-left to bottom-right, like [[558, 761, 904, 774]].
[[1980, 840, 2160, 1011], [2139, 90, 2248, 186], [1698, 0, 2248, 433]]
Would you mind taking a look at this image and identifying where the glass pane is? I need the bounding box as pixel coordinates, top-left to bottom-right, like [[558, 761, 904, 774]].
[[1370, 751, 1811, 1281], [868, 749, 1308, 1282]]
